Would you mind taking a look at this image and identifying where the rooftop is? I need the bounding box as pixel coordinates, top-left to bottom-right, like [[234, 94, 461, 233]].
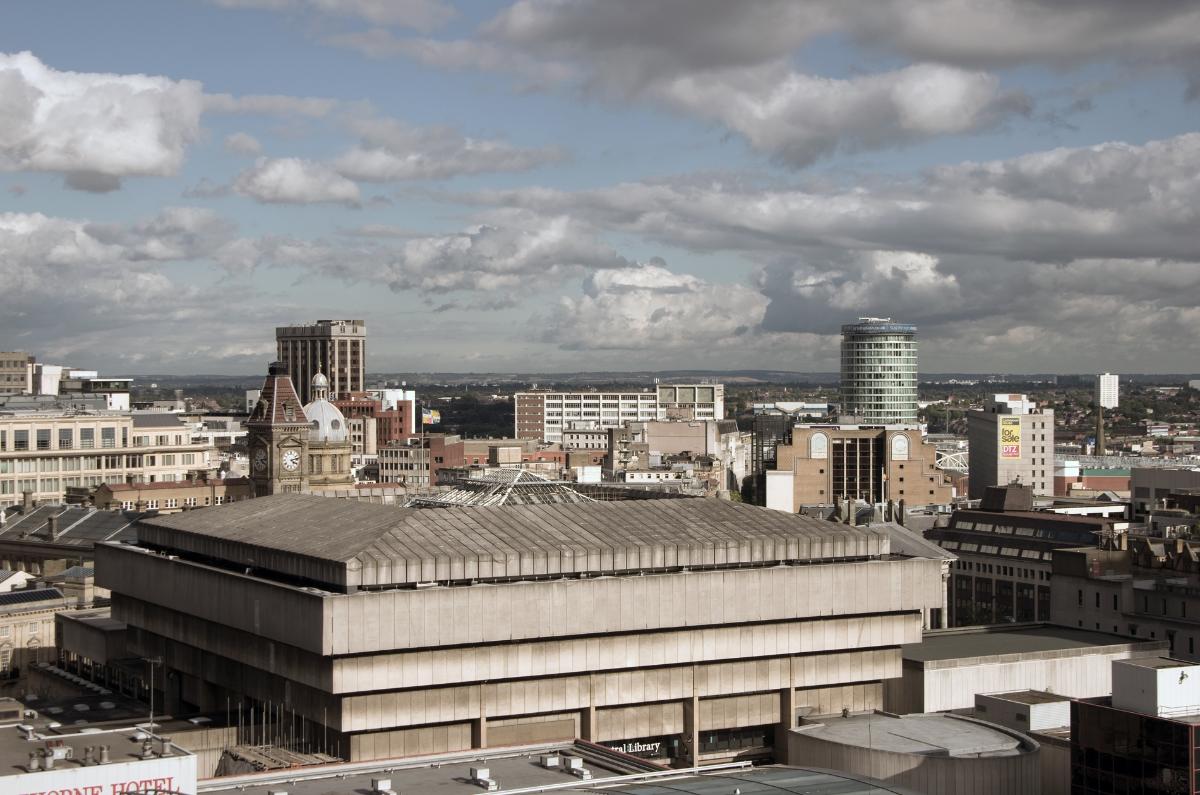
[[196, 743, 920, 795], [134, 493, 893, 590], [0, 720, 193, 776], [101, 478, 250, 493], [980, 690, 1070, 706], [130, 413, 187, 428], [797, 712, 1031, 757], [904, 623, 1166, 666], [1119, 656, 1195, 670], [0, 505, 149, 547]]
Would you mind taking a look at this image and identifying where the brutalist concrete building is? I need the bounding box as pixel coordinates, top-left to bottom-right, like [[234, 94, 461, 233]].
[[95, 494, 947, 766]]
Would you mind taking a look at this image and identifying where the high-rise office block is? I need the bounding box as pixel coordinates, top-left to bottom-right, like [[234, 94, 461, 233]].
[[1095, 373, 1119, 410], [967, 394, 1054, 499], [839, 318, 918, 424], [275, 319, 366, 404]]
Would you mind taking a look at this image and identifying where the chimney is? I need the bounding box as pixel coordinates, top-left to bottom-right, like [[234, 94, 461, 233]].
[[46, 513, 59, 540], [134, 500, 147, 512], [22, 490, 34, 512]]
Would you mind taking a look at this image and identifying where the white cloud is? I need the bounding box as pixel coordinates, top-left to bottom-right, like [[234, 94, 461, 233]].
[[333, 116, 562, 181], [224, 132, 264, 155], [0, 51, 203, 187], [202, 92, 338, 117], [264, 215, 631, 293], [233, 157, 362, 205], [544, 262, 768, 351], [211, 0, 455, 32], [655, 62, 1027, 167], [454, 131, 1200, 369]]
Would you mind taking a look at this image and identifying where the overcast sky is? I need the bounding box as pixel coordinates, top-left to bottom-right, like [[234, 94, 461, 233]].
[[2, 1, 1199, 375]]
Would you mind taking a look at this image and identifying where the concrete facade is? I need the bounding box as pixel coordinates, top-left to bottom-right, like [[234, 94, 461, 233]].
[[967, 396, 1055, 498], [1051, 542, 1200, 661], [884, 625, 1166, 714], [0, 412, 215, 509], [787, 713, 1039, 795], [1130, 466, 1200, 519], [275, 319, 366, 404], [95, 495, 946, 767]]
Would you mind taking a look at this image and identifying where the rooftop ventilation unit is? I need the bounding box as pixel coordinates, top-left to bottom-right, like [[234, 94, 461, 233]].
[[469, 767, 499, 791], [370, 778, 397, 795]]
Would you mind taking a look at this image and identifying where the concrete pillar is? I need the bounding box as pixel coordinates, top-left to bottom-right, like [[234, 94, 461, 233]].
[[580, 704, 596, 741], [681, 695, 699, 768], [774, 685, 797, 764]]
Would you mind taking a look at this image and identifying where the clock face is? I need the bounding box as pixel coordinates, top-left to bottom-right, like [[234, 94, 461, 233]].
[[252, 447, 268, 473], [281, 449, 301, 471]]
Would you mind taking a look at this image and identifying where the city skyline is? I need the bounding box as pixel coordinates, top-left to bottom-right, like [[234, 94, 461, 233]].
[[2, 2, 1200, 374]]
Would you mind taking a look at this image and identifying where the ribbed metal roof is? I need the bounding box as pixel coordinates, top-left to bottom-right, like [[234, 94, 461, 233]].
[[135, 493, 889, 589]]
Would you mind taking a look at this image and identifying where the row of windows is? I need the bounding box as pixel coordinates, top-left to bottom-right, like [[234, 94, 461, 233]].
[[0, 453, 195, 473]]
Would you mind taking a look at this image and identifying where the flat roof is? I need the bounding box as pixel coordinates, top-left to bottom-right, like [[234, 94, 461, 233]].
[[905, 624, 1165, 665], [1118, 656, 1196, 670], [135, 493, 893, 590], [980, 690, 1069, 706], [198, 747, 921, 795], [0, 722, 193, 776], [797, 713, 1029, 757], [199, 742, 647, 794]]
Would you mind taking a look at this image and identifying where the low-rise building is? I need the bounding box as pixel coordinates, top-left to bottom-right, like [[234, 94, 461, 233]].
[[883, 623, 1165, 715], [787, 711, 1039, 795], [927, 485, 1127, 625], [1131, 466, 1200, 519], [516, 385, 724, 443], [93, 477, 254, 512], [0, 587, 69, 678], [0, 411, 216, 509], [1071, 657, 1200, 794], [96, 494, 949, 767], [972, 690, 1071, 795], [0, 716, 197, 795], [1051, 538, 1200, 661], [767, 424, 952, 513]]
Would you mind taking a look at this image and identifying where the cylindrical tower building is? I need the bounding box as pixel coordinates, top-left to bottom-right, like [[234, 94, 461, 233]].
[[840, 317, 918, 424]]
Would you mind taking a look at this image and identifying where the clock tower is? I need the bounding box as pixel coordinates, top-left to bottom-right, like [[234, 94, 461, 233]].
[[246, 361, 311, 496]]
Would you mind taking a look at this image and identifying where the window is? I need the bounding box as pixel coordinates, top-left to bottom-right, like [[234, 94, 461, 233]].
[[101, 427, 116, 448], [28, 622, 38, 633], [80, 428, 95, 449], [1095, 592, 1100, 608], [1078, 589, 1084, 606], [36, 429, 50, 450], [59, 428, 73, 449], [161, 454, 174, 466], [13, 430, 28, 451], [1113, 594, 1118, 610]]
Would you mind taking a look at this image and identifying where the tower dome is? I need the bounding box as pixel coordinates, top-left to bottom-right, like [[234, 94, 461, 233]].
[[311, 369, 330, 401], [303, 397, 349, 443]]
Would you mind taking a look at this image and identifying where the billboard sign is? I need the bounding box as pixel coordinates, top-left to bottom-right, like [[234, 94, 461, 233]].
[[1000, 417, 1021, 459]]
